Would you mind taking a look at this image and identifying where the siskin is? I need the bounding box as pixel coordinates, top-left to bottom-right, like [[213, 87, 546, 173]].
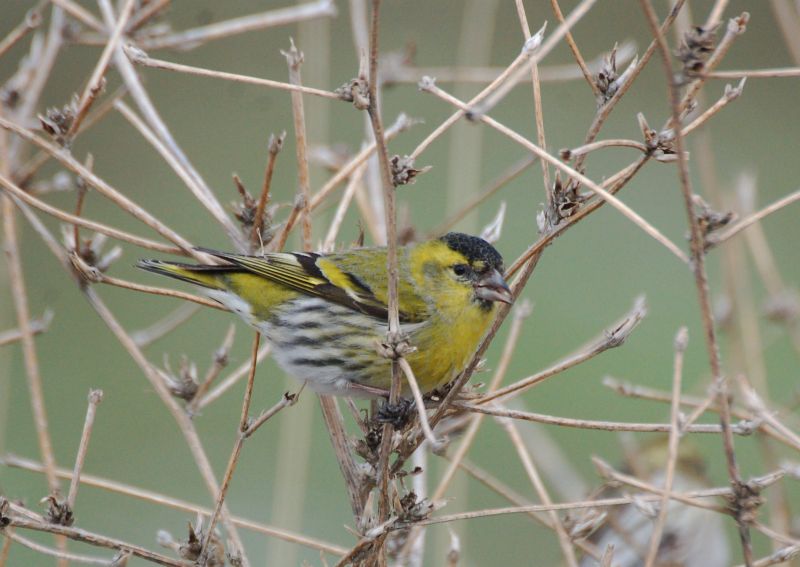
[[138, 232, 512, 397]]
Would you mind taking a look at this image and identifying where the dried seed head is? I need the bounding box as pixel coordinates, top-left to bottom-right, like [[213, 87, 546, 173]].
[[39, 95, 79, 146], [390, 154, 429, 186], [41, 494, 74, 526], [594, 44, 619, 104], [676, 24, 718, 80], [336, 77, 370, 110]]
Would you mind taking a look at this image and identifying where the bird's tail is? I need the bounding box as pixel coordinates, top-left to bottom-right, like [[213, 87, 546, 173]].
[[136, 259, 229, 290]]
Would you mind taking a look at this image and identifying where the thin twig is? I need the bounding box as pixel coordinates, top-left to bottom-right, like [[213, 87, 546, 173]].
[[0, 4, 43, 59], [643, 328, 687, 567], [0, 171, 184, 255], [65, 389, 104, 512], [198, 333, 262, 566], [49, 0, 104, 32], [639, 2, 752, 563], [549, 0, 599, 96], [1, 454, 348, 555], [706, 188, 800, 247], [0, 310, 53, 347], [0, 530, 115, 566], [420, 80, 690, 263], [185, 324, 236, 416], [5, 516, 190, 567], [252, 132, 285, 247], [514, 0, 551, 202], [283, 40, 313, 251], [67, 0, 136, 138], [2, 198, 59, 493], [126, 48, 343, 101], [479, 295, 646, 404], [137, 0, 337, 51]]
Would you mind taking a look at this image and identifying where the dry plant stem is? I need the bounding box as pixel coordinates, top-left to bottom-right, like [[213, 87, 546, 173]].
[[398, 358, 439, 448], [318, 395, 366, 518], [707, 188, 800, 246], [673, 14, 749, 124], [1, 199, 59, 494], [680, 78, 747, 137], [15, 86, 129, 187], [97, 1, 243, 250], [309, 113, 412, 211], [573, 0, 686, 173], [410, 0, 597, 161], [197, 343, 272, 410], [79, 286, 249, 564], [480, 296, 646, 404], [132, 303, 200, 348], [112, 99, 243, 251], [422, 82, 689, 263], [2, 454, 348, 555], [252, 133, 284, 247], [0, 5, 43, 59], [740, 379, 800, 452], [13, 201, 247, 563], [706, 0, 732, 28], [65, 389, 104, 512], [49, 0, 104, 32], [605, 377, 800, 450], [198, 333, 262, 566], [1, 530, 114, 566], [126, 0, 171, 33], [468, 0, 598, 118], [7, 6, 65, 165], [384, 44, 637, 86], [549, 0, 599, 97], [708, 68, 800, 78], [0, 116, 199, 256], [743, 545, 800, 567], [366, 3, 405, 550], [405, 482, 742, 527], [270, 198, 304, 252], [323, 161, 367, 250], [0, 171, 183, 255], [505, 156, 650, 278], [185, 325, 236, 416], [2, 530, 14, 564], [639, 2, 752, 563], [499, 415, 578, 567], [513, 0, 551, 200], [284, 42, 313, 250], [563, 138, 648, 158], [5, 517, 190, 567], [93, 272, 226, 312], [643, 327, 687, 567], [128, 51, 342, 101], [138, 0, 337, 51], [67, 0, 136, 138], [454, 401, 756, 435], [0, 311, 52, 347]]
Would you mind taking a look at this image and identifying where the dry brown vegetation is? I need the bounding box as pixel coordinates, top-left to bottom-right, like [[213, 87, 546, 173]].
[[1, 1, 800, 566]]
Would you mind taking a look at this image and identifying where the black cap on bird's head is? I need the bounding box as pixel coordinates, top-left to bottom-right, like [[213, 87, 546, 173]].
[[440, 232, 512, 305], [440, 232, 504, 271]]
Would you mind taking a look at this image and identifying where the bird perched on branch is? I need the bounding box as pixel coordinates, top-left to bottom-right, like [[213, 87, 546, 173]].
[[138, 232, 512, 397]]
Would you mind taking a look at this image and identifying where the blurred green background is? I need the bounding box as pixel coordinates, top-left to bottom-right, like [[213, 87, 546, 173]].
[[1, 1, 799, 565]]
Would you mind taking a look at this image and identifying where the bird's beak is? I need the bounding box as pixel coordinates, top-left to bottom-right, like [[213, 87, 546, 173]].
[[474, 269, 513, 304]]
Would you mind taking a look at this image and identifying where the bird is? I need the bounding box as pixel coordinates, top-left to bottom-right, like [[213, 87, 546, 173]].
[[137, 232, 513, 397]]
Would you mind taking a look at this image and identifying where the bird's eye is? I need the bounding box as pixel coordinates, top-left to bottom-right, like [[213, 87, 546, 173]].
[[452, 264, 469, 276]]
